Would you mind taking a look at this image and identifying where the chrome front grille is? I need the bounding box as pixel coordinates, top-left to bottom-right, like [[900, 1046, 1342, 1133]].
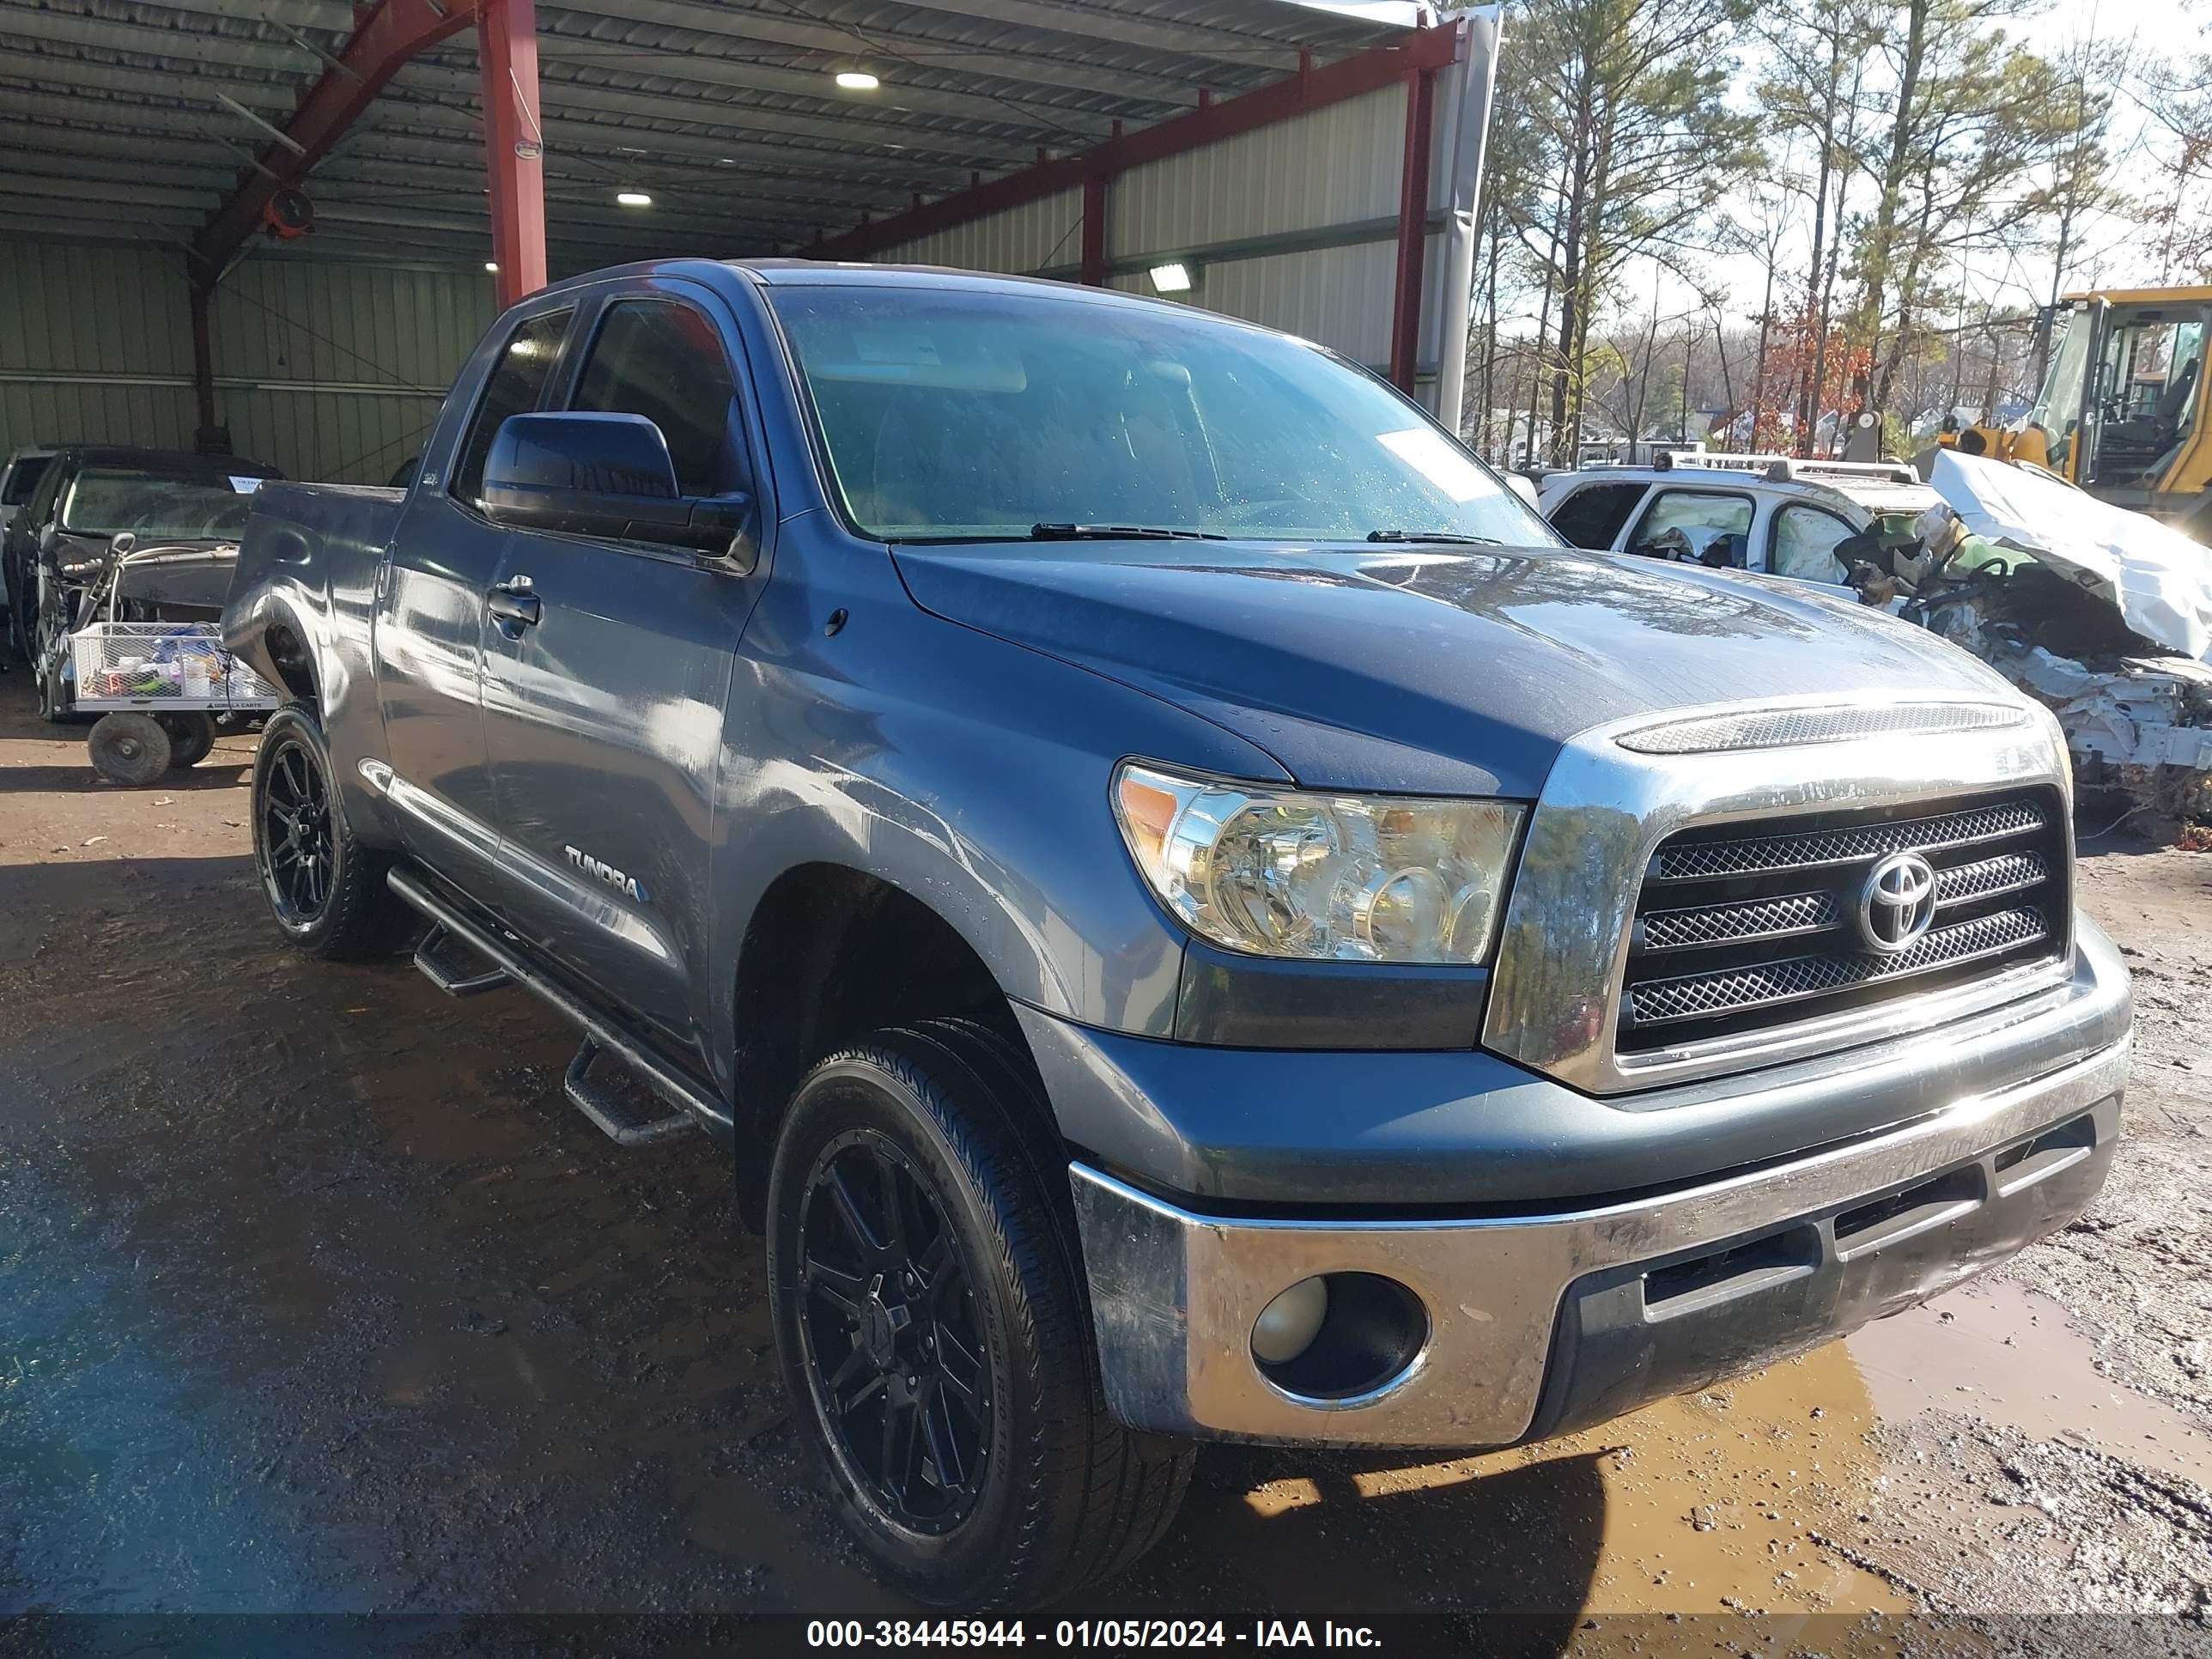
[[1652, 799, 2047, 881], [1620, 793, 2069, 1053]]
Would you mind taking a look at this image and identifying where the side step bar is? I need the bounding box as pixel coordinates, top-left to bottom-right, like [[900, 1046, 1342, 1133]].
[[415, 923, 513, 996], [387, 866, 729, 1144]]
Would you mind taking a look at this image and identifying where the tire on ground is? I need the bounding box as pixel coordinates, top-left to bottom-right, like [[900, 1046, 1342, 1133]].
[[767, 1018, 1194, 1608], [159, 711, 217, 769], [250, 702, 411, 960], [88, 712, 171, 786]]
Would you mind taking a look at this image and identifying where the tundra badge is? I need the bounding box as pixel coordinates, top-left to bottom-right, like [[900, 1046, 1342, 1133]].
[[565, 845, 647, 903]]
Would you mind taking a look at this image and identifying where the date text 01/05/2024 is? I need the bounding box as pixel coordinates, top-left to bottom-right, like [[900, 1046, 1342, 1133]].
[[805, 1621, 1384, 1649]]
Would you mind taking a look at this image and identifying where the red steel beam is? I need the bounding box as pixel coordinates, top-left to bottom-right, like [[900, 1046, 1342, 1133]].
[[480, 0, 548, 306], [188, 280, 221, 450], [813, 23, 1461, 264], [190, 0, 481, 279], [1388, 61, 1437, 392], [1080, 173, 1108, 286]]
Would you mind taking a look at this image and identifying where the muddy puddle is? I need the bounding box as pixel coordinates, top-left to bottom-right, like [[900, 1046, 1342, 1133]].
[[1850, 1279, 2212, 1488]]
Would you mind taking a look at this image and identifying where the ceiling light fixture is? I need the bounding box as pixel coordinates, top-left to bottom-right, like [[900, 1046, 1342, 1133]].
[[1149, 261, 1194, 295], [483, 261, 499, 272], [835, 70, 880, 91], [616, 190, 653, 207]]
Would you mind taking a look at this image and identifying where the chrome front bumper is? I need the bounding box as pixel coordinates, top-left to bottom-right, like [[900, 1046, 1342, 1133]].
[[1069, 1033, 2127, 1448]]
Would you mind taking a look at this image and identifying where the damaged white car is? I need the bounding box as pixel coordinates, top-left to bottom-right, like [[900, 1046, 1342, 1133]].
[[1844, 452, 2212, 833]]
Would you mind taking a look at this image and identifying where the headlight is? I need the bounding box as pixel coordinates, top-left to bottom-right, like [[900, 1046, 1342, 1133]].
[[1112, 761, 1524, 964]]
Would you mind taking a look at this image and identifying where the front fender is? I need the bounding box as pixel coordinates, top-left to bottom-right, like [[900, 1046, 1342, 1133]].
[[702, 533, 1289, 1100]]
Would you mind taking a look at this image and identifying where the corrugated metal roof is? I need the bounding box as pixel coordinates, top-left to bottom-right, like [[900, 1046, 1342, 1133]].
[[0, 0, 1423, 273]]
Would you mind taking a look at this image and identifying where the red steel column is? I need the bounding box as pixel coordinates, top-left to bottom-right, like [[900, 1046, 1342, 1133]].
[[480, 0, 547, 307], [1080, 173, 1109, 286], [188, 281, 221, 449], [1388, 59, 1437, 394]]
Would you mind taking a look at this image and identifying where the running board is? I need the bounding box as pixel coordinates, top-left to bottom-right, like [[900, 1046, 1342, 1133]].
[[386, 866, 729, 1143], [565, 1038, 693, 1146], [413, 923, 513, 996]]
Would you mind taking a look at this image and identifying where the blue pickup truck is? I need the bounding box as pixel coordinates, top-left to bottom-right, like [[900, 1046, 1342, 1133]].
[[223, 259, 2131, 1607]]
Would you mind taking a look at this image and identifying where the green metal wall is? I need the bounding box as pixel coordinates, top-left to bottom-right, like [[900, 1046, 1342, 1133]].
[[0, 239, 492, 483]]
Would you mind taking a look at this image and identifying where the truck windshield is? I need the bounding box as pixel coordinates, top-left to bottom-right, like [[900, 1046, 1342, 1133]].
[[60, 469, 260, 540], [768, 285, 1556, 546]]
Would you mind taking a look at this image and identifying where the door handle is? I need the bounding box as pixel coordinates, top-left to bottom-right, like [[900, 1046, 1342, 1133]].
[[487, 584, 541, 630]]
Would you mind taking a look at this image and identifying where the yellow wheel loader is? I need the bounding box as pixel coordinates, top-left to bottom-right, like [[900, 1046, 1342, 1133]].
[[1943, 287, 2212, 539]]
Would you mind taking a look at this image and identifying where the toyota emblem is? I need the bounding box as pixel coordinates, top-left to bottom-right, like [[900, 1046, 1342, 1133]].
[[1858, 851, 1937, 955]]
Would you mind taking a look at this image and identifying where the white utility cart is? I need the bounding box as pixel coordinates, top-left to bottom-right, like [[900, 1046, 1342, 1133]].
[[69, 621, 281, 785]]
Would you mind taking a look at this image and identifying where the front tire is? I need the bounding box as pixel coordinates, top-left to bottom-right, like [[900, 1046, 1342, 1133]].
[[768, 1021, 1193, 1608], [251, 703, 409, 959], [88, 712, 171, 785]]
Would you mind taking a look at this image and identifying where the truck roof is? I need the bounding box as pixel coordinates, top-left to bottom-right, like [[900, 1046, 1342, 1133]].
[[532, 257, 1206, 316]]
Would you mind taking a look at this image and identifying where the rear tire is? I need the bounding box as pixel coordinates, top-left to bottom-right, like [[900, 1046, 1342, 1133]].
[[88, 712, 171, 786], [159, 712, 217, 769], [768, 1019, 1193, 1608], [251, 702, 410, 960]]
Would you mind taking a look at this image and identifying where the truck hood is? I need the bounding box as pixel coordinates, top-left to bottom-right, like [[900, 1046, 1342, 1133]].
[[891, 540, 2017, 797]]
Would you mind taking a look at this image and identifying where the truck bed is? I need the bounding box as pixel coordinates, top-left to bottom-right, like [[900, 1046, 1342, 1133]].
[[222, 481, 404, 695]]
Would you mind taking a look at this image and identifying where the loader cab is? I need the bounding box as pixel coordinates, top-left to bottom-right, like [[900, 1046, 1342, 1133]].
[[2019, 289, 2212, 530]]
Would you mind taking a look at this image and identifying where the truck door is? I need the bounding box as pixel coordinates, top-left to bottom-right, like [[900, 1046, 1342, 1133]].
[[476, 283, 769, 1054], [378, 301, 574, 870]]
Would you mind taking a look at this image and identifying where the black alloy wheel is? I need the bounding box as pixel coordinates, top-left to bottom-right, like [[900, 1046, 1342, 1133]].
[[260, 734, 334, 924], [797, 1129, 993, 1534]]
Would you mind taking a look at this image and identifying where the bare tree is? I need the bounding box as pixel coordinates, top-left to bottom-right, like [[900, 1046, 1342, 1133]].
[[1505, 0, 1760, 464]]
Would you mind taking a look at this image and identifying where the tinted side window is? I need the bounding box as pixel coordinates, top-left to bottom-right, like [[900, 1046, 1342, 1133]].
[[571, 301, 743, 496], [27, 460, 66, 526], [1547, 482, 1648, 549], [452, 307, 574, 509], [3, 456, 51, 507]]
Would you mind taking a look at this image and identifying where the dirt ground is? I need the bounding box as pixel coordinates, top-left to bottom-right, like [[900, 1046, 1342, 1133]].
[[3, 672, 2209, 1650]]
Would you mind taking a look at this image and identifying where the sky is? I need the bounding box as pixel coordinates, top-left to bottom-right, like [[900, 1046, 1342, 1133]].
[[1621, 0, 2179, 331]]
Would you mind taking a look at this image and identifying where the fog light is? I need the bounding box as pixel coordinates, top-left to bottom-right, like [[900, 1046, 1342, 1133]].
[[1251, 1277, 1329, 1365]]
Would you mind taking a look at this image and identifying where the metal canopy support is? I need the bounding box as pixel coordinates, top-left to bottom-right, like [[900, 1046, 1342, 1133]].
[[480, 0, 548, 306], [189, 0, 480, 280], [1387, 58, 1437, 395], [1430, 8, 1502, 434], [188, 281, 223, 453], [813, 23, 1461, 264], [1081, 173, 1109, 287]]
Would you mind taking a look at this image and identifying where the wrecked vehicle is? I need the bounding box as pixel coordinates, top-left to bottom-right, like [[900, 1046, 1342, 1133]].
[[1845, 452, 2212, 833], [225, 261, 2131, 1607]]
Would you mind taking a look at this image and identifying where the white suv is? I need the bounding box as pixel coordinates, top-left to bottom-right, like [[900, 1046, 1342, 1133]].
[[1536, 453, 1939, 588]]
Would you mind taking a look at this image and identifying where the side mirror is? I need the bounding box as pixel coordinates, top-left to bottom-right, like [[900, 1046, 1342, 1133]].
[[481, 412, 751, 557], [1504, 473, 1540, 511]]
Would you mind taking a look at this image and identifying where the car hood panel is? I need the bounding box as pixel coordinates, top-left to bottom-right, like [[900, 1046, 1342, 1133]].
[[892, 542, 2016, 797]]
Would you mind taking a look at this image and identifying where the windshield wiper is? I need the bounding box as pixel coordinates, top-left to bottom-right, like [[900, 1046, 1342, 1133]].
[[1030, 523, 1226, 541], [1364, 529, 1502, 545]]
